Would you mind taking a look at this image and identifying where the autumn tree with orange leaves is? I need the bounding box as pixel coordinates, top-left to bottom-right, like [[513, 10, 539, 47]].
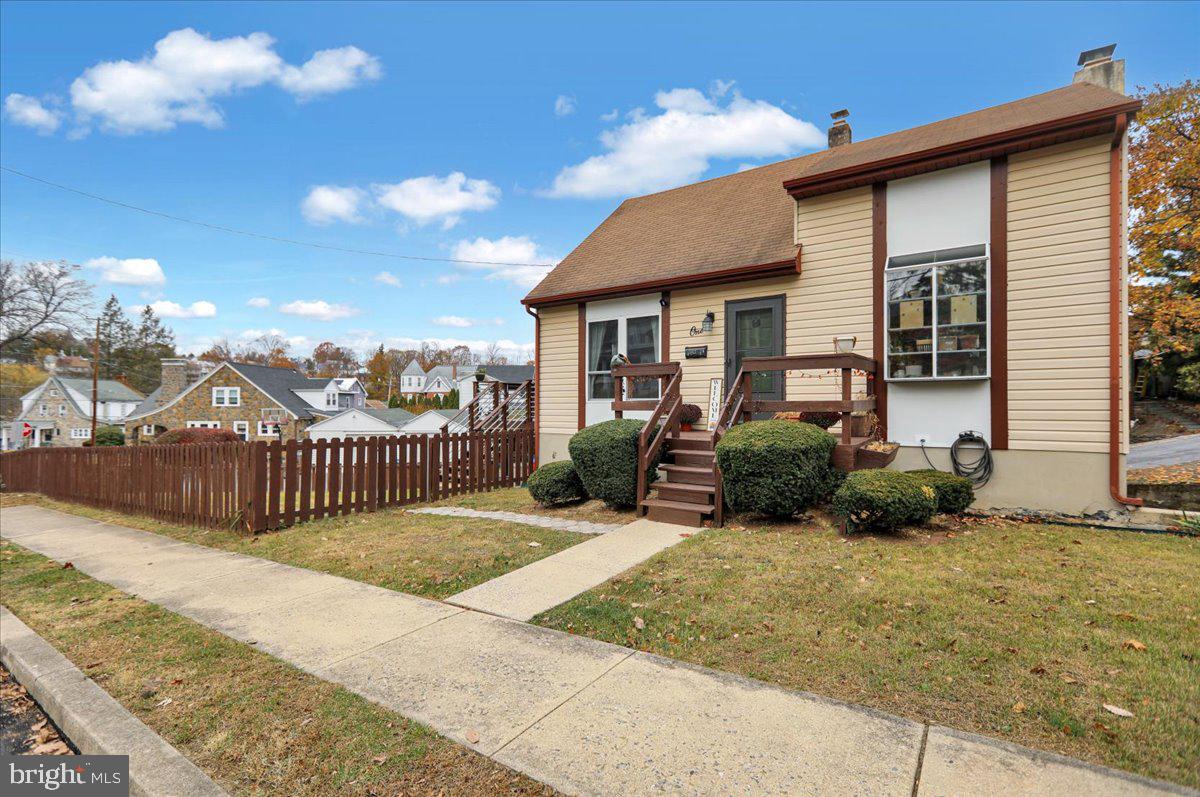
[[1128, 80, 1199, 365]]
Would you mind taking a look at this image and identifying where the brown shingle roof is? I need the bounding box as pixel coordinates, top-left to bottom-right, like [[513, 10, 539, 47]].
[[524, 82, 1137, 305]]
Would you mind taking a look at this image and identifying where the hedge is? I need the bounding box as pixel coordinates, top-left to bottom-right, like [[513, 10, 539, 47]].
[[527, 460, 587, 506], [906, 469, 975, 514], [832, 470, 937, 533], [715, 420, 836, 516], [92, 425, 125, 446], [568, 419, 660, 507], [156, 427, 242, 445]]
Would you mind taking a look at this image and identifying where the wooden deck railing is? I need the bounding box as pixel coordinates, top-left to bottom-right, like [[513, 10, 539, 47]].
[[612, 362, 682, 516], [441, 380, 534, 434]]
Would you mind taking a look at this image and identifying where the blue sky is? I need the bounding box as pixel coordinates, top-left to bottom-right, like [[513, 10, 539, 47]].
[[2, 1, 1195, 362]]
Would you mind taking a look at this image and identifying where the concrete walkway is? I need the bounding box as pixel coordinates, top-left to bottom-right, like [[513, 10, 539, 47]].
[[411, 506, 622, 535], [1129, 433, 1200, 468], [1, 505, 1188, 797], [446, 517, 690, 620]]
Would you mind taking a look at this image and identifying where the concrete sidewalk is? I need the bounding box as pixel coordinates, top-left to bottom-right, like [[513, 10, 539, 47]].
[[446, 517, 690, 620], [1, 504, 1189, 796]]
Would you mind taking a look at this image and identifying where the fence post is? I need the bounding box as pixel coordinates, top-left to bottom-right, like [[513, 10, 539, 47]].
[[247, 441, 268, 532]]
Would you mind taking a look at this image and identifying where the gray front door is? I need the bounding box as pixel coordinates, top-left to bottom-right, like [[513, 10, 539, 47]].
[[725, 296, 785, 414]]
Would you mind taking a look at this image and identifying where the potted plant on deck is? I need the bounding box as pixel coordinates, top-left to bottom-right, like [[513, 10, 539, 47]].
[[680, 403, 702, 432]]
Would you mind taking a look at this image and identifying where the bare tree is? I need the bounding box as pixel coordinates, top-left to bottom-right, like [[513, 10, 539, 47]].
[[0, 260, 93, 353], [482, 342, 509, 365]]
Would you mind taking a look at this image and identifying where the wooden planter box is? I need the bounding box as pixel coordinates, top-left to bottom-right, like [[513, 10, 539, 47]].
[[855, 444, 899, 470]]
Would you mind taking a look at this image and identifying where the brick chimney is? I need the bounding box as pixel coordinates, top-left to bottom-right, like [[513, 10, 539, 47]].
[[828, 109, 851, 148], [1073, 44, 1124, 94]]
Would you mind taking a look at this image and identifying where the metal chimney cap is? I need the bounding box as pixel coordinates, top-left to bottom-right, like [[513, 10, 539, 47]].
[[1077, 44, 1117, 67]]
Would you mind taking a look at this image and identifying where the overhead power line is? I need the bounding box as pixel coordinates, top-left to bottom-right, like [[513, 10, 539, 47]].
[[0, 165, 555, 269]]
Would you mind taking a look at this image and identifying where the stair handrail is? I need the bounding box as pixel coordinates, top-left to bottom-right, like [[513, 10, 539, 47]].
[[636, 369, 682, 516], [440, 380, 503, 434], [475, 380, 534, 432]]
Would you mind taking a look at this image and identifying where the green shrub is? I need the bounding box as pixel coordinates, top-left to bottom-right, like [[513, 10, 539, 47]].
[[832, 470, 937, 533], [715, 420, 836, 516], [906, 469, 975, 514], [568, 419, 660, 507], [527, 460, 587, 506], [1177, 362, 1200, 399], [92, 425, 125, 446]]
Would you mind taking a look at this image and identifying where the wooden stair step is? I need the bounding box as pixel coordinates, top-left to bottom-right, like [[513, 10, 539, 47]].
[[641, 497, 714, 527], [669, 448, 715, 461], [660, 464, 715, 485], [666, 435, 714, 451], [654, 482, 716, 504]]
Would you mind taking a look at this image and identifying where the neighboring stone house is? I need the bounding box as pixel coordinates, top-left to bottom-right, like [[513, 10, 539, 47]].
[[123, 359, 365, 443], [11, 376, 143, 448], [398, 361, 463, 398]]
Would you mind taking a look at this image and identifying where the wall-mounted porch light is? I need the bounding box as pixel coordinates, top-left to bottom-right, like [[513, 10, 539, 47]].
[[833, 335, 857, 354], [690, 311, 715, 337]]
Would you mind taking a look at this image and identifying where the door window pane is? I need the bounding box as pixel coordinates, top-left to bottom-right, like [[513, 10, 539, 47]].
[[587, 320, 618, 399], [735, 307, 777, 394], [626, 315, 660, 399]]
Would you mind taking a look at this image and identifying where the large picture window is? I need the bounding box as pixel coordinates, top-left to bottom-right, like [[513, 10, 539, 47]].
[[885, 245, 988, 380], [586, 314, 660, 400]]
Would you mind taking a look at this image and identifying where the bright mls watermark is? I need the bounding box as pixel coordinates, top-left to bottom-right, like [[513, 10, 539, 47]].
[[2, 756, 128, 796]]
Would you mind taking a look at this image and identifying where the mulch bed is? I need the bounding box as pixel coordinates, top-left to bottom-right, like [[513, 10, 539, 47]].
[[1127, 461, 1200, 485]]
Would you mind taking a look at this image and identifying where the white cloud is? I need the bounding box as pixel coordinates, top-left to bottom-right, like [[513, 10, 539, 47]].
[[544, 86, 823, 199], [600, 108, 618, 122], [277, 46, 381, 100], [554, 94, 576, 117], [239, 327, 309, 348], [710, 78, 736, 97], [246, 296, 271, 308], [301, 185, 365, 225], [372, 172, 499, 229], [138, 299, 217, 319], [381, 335, 534, 361], [84, 256, 165, 286], [67, 28, 380, 135], [4, 93, 62, 134], [373, 271, 402, 287], [435, 274, 462, 285], [279, 299, 359, 322], [432, 315, 504, 329], [451, 236, 558, 288]]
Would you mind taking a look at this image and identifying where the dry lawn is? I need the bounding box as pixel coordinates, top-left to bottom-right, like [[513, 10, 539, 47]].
[[0, 541, 555, 796], [3, 493, 584, 599], [536, 513, 1200, 788], [438, 486, 636, 525]]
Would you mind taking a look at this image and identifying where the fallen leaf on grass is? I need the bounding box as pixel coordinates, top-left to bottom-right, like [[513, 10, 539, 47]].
[[633, 617, 645, 630], [1060, 674, 1079, 684], [464, 729, 480, 744], [154, 697, 172, 708], [372, 755, 387, 764], [1094, 721, 1118, 739], [1011, 701, 1026, 714], [1029, 665, 1046, 675], [62, 562, 74, 570], [1103, 704, 1134, 718], [527, 541, 542, 548], [1122, 639, 1147, 651]]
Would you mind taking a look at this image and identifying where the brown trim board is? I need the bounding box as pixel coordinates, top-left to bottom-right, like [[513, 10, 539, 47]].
[[871, 182, 887, 439], [989, 156, 1009, 450], [660, 291, 671, 363], [577, 303, 586, 430], [524, 257, 800, 308], [525, 304, 540, 466], [1108, 115, 1141, 506]]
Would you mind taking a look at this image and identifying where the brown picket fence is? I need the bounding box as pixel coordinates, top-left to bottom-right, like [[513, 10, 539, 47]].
[[0, 428, 535, 533]]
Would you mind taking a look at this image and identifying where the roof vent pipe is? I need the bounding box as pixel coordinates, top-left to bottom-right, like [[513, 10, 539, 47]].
[[828, 109, 851, 148], [1073, 44, 1125, 95]]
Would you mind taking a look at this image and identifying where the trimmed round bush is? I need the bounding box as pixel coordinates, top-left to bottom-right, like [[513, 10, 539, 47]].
[[715, 420, 836, 516], [906, 469, 975, 514], [156, 427, 242, 445], [832, 470, 937, 533], [568, 419, 661, 507], [527, 460, 587, 506], [92, 425, 125, 446]]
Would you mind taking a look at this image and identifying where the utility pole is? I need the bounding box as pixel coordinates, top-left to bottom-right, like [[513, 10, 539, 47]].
[[90, 316, 100, 443]]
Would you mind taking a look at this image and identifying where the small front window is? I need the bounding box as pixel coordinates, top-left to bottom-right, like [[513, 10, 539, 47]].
[[49, 389, 58, 397], [142, 425, 155, 436], [58, 405, 67, 416], [233, 421, 250, 441], [70, 428, 91, 439], [186, 420, 220, 429], [326, 392, 338, 407], [587, 314, 660, 400], [886, 245, 988, 381], [212, 387, 241, 407], [38, 404, 47, 416]]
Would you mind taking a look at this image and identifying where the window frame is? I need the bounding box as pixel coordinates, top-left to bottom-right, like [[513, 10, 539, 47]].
[[884, 245, 990, 383], [232, 421, 250, 441], [70, 427, 91, 439], [585, 313, 663, 402], [185, 420, 221, 429], [211, 386, 241, 407], [141, 425, 155, 436], [257, 421, 278, 437]]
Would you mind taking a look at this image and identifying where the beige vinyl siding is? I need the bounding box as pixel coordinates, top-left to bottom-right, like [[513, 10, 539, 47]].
[[1007, 136, 1113, 453], [537, 304, 579, 434], [667, 186, 875, 421]]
